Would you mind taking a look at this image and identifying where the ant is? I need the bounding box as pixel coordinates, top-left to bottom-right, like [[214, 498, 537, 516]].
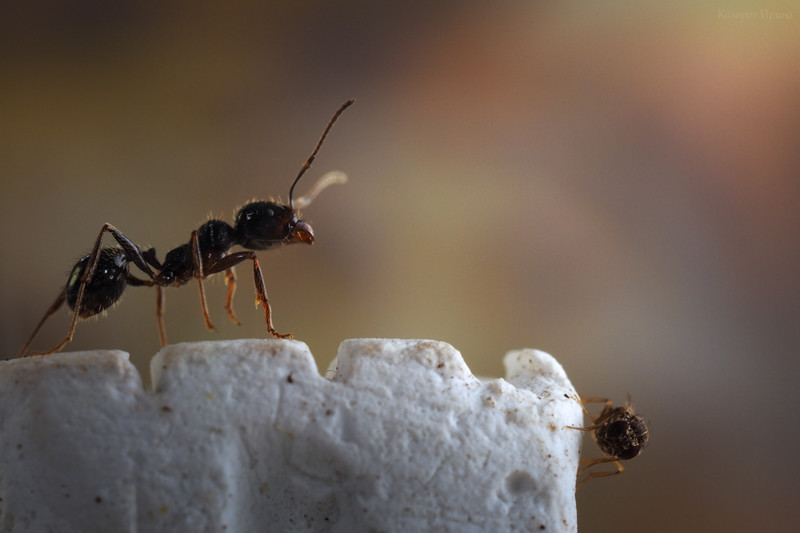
[[568, 395, 649, 489], [16, 99, 355, 358]]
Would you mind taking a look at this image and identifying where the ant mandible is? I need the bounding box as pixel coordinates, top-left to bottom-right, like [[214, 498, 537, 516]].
[[568, 394, 649, 489], [16, 99, 355, 358]]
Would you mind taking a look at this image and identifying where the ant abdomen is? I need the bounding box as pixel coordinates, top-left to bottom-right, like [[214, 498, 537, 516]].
[[66, 248, 129, 318]]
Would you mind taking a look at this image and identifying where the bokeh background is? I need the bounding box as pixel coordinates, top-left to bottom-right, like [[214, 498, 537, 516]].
[[2, 1, 798, 531]]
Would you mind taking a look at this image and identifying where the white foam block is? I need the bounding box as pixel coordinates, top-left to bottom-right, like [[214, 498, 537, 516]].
[[0, 339, 582, 532]]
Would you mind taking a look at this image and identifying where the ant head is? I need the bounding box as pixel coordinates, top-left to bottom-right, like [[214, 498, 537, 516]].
[[288, 99, 355, 212], [595, 402, 649, 461], [235, 100, 354, 251], [235, 201, 313, 250]]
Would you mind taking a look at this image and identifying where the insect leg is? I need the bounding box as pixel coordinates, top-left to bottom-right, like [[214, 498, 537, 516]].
[[100, 225, 159, 279], [156, 286, 166, 345], [566, 397, 613, 431], [576, 458, 625, 489], [127, 274, 166, 346], [28, 224, 115, 355], [189, 230, 215, 331], [139, 247, 166, 345], [578, 397, 613, 414], [223, 268, 242, 325], [203, 252, 292, 339], [24, 223, 162, 356], [16, 291, 67, 358]]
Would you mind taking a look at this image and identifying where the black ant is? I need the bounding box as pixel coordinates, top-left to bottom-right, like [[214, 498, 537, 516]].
[[568, 395, 649, 489], [16, 99, 355, 358]]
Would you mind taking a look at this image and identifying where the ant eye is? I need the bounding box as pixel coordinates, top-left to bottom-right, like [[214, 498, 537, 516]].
[[240, 203, 279, 221], [243, 206, 273, 222]]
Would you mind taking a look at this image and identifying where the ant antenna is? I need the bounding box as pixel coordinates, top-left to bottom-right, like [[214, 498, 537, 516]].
[[289, 98, 355, 211], [292, 171, 348, 210]]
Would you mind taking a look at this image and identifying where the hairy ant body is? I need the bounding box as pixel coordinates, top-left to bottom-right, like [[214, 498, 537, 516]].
[[568, 395, 649, 489], [17, 99, 355, 358]]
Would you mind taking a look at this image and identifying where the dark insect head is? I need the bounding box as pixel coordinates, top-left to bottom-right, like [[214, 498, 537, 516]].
[[234, 201, 313, 250]]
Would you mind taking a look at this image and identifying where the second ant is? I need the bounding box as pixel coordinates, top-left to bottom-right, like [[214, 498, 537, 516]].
[[568, 394, 649, 489]]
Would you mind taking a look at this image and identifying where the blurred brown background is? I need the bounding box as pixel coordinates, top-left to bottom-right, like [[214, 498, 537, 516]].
[[2, 1, 798, 531]]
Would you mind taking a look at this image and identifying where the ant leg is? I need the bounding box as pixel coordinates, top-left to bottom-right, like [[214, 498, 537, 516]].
[[29, 224, 115, 356], [249, 255, 292, 339], [16, 292, 67, 357], [223, 268, 242, 325], [203, 252, 292, 339], [566, 398, 613, 431], [155, 286, 166, 345], [581, 397, 613, 406], [127, 274, 166, 346], [28, 224, 161, 356], [566, 423, 601, 432], [579, 397, 613, 415], [189, 230, 215, 331], [137, 249, 167, 345], [576, 458, 624, 489], [95, 224, 159, 279]]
